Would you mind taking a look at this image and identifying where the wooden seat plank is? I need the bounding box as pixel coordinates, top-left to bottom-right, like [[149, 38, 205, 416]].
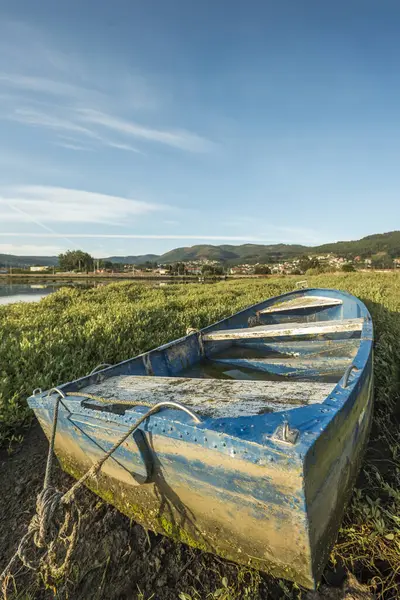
[[203, 318, 363, 342], [212, 356, 349, 379], [79, 375, 335, 419], [259, 296, 342, 314]]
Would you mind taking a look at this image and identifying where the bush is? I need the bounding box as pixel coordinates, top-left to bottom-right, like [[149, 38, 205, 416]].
[[342, 263, 356, 272]]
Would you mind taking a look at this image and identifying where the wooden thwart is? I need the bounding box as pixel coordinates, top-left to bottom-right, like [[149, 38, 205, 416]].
[[259, 296, 343, 314], [203, 318, 364, 342], [79, 375, 335, 418], [232, 339, 359, 358], [212, 356, 350, 378]]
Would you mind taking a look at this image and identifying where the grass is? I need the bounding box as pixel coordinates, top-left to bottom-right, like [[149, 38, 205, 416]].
[[1, 272, 400, 598]]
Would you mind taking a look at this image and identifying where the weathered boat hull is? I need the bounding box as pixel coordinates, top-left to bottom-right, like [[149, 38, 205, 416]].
[[305, 356, 373, 582], [33, 403, 310, 583], [28, 288, 373, 588]]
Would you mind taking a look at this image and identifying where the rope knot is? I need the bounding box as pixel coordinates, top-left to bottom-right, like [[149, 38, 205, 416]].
[[15, 487, 72, 574], [32, 487, 64, 549]]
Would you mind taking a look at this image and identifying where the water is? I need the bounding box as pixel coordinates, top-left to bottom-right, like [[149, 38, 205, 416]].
[[0, 280, 96, 305], [179, 342, 347, 383], [0, 278, 206, 305]]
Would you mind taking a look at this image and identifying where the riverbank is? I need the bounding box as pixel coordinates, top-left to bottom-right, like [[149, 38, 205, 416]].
[[0, 272, 229, 281], [0, 276, 230, 306]]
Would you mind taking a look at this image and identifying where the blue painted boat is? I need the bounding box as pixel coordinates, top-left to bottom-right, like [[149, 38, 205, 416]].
[[28, 287, 373, 589]]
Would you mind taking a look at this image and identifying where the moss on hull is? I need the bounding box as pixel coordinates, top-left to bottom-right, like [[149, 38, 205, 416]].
[[158, 517, 208, 552], [57, 452, 313, 588], [59, 454, 210, 554]]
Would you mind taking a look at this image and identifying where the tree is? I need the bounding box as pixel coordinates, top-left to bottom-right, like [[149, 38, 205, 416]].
[[371, 253, 394, 269], [201, 264, 224, 276], [58, 250, 94, 272], [254, 265, 271, 275], [168, 262, 187, 275], [166, 262, 185, 275], [342, 264, 356, 272], [298, 256, 320, 274], [112, 262, 125, 272], [305, 266, 328, 275], [136, 261, 159, 271], [101, 261, 114, 270]]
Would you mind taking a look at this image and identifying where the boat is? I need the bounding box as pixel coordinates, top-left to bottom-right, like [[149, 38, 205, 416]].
[[28, 287, 373, 589]]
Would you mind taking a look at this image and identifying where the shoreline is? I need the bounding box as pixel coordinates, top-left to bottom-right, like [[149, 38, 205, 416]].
[[0, 273, 229, 282]]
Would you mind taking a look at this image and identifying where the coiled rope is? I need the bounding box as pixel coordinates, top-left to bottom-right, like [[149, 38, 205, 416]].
[[0, 388, 200, 597]]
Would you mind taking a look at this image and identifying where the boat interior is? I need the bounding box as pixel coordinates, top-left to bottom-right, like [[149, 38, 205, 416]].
[[76, 292, 365, 419]]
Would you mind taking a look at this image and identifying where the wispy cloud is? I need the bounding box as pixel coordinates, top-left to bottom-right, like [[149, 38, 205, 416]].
[[0, 185, 166, 225], [0, 22, 214, 156], [54, 141, 93, 151], [0, 243, 63, 256], [5, 101, 207, 154], [105, 140, 143, 153], [7, 104, 212, 153], [4, 196, 75, 242], [10, 108, 92, 135], [8, 108, 143, 153], [0, 73, 89, 99], [77, 109, 214, 153]]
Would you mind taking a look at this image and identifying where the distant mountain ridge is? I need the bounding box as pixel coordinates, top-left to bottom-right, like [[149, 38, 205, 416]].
[[157, 243, 308, 265], [1, 231, 400, 268], [106, 254, 159, 264], [0, 254, 59, 267], [315, 231, 400, 257]]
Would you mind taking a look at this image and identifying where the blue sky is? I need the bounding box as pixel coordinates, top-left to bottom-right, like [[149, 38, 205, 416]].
[[0, 1, 399, 257]]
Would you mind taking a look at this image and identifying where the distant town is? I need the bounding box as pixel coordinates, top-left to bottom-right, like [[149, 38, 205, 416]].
[[1, 251, 400, 277]]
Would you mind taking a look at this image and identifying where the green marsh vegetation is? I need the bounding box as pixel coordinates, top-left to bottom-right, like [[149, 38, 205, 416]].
[[1, 273, 400, 598]]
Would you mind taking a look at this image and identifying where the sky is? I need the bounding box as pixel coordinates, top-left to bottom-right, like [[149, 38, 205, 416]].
[[0, 0, 400, 258]]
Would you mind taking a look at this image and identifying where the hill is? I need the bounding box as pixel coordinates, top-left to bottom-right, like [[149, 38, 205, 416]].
[[147, 232, 400, 264], [107, 254, 159, 265], [1, 231, 399, 268], [314, 230, 400, 258], [157, 243, 308, 265], [0, 254, 58, 268]]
